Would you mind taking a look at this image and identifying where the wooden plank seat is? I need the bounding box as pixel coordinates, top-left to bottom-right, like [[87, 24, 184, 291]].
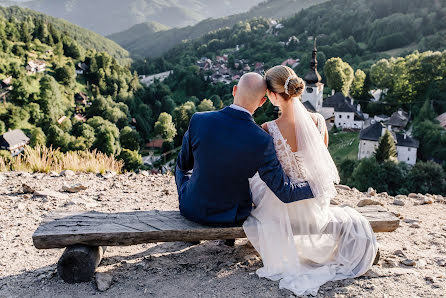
[[32, 206, 399, 283]]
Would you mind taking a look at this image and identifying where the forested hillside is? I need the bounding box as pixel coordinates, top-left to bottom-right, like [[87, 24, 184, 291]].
[[0, 0, 263, 35], [0, 6, 131, 64], [109, 0, 326, 58], [142, 0, 446, 74], [0, 12, 151, 168]]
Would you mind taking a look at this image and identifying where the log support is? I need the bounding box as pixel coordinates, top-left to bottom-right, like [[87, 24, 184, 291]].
[[57, 245, 106, 283]]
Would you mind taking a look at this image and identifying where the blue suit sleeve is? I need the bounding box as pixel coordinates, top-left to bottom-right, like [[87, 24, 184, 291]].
[[175, 120, 195, 193], [258, 137, 314, 203]]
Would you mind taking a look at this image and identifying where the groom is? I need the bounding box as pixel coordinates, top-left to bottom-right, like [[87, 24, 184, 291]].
[[175, 73, 314, 226]]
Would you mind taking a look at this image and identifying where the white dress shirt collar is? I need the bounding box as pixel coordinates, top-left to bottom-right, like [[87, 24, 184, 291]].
[[229, 104, 252, 115]]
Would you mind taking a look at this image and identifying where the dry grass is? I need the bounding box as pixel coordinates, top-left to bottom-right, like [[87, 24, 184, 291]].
[[0, 145, 123, 174]]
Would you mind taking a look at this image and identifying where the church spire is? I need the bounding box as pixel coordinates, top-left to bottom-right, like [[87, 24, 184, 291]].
[[304, 38, 322, 85]]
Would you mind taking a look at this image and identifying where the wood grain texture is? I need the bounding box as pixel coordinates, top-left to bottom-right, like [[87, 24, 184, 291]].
[[33, 206, 399, 249]]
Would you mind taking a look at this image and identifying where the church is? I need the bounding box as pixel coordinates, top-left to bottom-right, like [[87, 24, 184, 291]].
[[301, 41, 324, 113]]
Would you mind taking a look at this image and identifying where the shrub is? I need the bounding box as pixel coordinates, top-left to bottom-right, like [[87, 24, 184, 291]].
[[118, 149, 143, 172]]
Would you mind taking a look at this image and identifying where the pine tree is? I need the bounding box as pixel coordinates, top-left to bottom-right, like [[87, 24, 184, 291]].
[[375, 130, 397, 163]]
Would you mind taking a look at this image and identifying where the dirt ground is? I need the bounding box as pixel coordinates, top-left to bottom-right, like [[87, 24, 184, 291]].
[[0, 171, 445, 297]]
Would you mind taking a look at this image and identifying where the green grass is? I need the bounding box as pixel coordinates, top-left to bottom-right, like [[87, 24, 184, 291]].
[[379, 43, 419, 57], [328, 131, 359, 165]]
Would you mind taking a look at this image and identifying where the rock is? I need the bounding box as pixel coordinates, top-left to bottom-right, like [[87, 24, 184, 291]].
[[401, 259, 416, 267], [395, 195, 406, 200], [335, 185, 351, 191], [33, 189, 66, 200], [101, 171, 116, 179], [408, 193, 419, 199], [367, 187, 376, 196], [60, 170, 75, 177], [23, 194, 32, 199], [330, 199, 339, 205], [417, 258, 427, 267], [357, 198, 383, 207], [49, 171, 59, 177], [393, 199, 405, 206], [62, 184, 88, 193], [410, 223, 421, 228], [22, 184, 35, 194], [383, 258, 398, 268], [96, 272, 113, 292], [243, 254, 260, 266], [140, 171, 150, 177], [425, 276, 435, 283], [422, 197, 434, 205], [442, 226, 446, 232], [393, 250, 405, 257]]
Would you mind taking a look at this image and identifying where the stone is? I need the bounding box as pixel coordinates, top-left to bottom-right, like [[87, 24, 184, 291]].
[[335, 185, 351, 191], [101, 171, 116, 179], [442, 226, 446, 232], [425, 276, 435, 283], [357, 198, 383, 207], [410, 223, 421, 229], [393, 250, 405, 257], [60, 170, 75, 177], [393, 199, 405, 206], [422, 197, 434, 205], [33, 189, 66, 200], [401, 259, 416, 267], [62, 184, 88, 193], [408, 193, 419, 199], [417, 259, 427, 267], [383, 258, 398, 268], [23, 194, 32, 199], [243, 254, 260, 266], [96, 272, 113, 292], [49, 171, 59, 177], [395, 195, 406, 200], [367, 187, 376, 196], [22, 184, 35, 194], [330, 199, 339, 205]]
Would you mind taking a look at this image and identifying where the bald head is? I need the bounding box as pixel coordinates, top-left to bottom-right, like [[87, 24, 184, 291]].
[[233, 73, 267, 113]]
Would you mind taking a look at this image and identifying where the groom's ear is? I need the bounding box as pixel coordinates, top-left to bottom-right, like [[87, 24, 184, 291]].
[[259, 96, 267, 107], [232, 85, 237, 97]]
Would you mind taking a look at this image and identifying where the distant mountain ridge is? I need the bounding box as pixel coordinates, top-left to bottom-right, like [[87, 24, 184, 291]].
[[108, 0, 327, 59], [0, 0, 264, 35]]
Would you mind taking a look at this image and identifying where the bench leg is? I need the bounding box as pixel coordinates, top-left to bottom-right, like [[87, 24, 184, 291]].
[[57, 245, 106, 283]]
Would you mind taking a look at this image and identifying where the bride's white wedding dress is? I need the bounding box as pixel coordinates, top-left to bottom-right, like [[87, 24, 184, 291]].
[[243, 99, 378, 296]]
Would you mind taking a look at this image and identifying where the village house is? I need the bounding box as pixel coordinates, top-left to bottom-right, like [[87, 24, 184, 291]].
[[75, 92, 89, 106], [358, 121, 419, 165], [0, 76, 12, 103], [0, 129, 30, 157], [436, 112, 446, 130], [26, 60, 46, 74], [75, 62, 89, 75], [139, 70, 173, 87], [321, 93, 366, 130], [146, 138, 164, 151], [388, 109, 409, 131], [281, 58, 300, 69]]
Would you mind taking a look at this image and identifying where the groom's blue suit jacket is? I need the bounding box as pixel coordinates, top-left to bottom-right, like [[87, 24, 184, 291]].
[[175, 107, 314, 226]]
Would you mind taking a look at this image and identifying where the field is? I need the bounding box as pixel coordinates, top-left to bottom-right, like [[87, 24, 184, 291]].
[[328, 131, 360, 165]]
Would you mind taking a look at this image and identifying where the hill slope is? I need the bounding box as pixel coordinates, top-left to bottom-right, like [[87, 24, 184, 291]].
[[0, 6, 131, 64], [0, 0, 264, 35], [108, 0, 326, 58]]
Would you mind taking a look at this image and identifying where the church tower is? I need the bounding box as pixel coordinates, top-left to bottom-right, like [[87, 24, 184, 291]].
[[302, 40, 324, 112]]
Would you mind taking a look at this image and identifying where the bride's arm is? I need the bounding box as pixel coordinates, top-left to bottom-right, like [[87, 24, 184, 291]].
[[310, 113, 329, 147]]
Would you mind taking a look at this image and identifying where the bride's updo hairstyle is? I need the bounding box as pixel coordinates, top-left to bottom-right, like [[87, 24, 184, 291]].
[[264, 65, 305, 100]]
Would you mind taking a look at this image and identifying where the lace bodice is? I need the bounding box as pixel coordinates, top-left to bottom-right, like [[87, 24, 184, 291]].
[[267, 114, 326, 183]]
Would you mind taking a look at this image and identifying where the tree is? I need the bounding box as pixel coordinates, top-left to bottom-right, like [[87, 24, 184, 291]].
[[54, 64, 76, 86], [374, 130, 397, 163], [407, 161, 446, 195], [350, 69, 366, 99], [197, 99, 215, 112], [323, 57, 354, 96], [173, 101, 196, 144], [154, 112, 177, 142], [29, 127, 46, 147], [0, 120, 5, 135], [39, 75, 65, 122], [120, 126, 141, 151], [118, 149, 143, 172]]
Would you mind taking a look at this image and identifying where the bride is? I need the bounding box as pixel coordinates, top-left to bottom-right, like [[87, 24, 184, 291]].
[[243, 65, 378, 296]]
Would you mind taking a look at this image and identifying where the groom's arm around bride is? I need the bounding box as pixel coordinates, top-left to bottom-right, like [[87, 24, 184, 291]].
[[175, 73, 314, 226]]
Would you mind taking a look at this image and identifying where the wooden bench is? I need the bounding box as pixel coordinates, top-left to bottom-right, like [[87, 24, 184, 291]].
[[32, 206, 399, 283]]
